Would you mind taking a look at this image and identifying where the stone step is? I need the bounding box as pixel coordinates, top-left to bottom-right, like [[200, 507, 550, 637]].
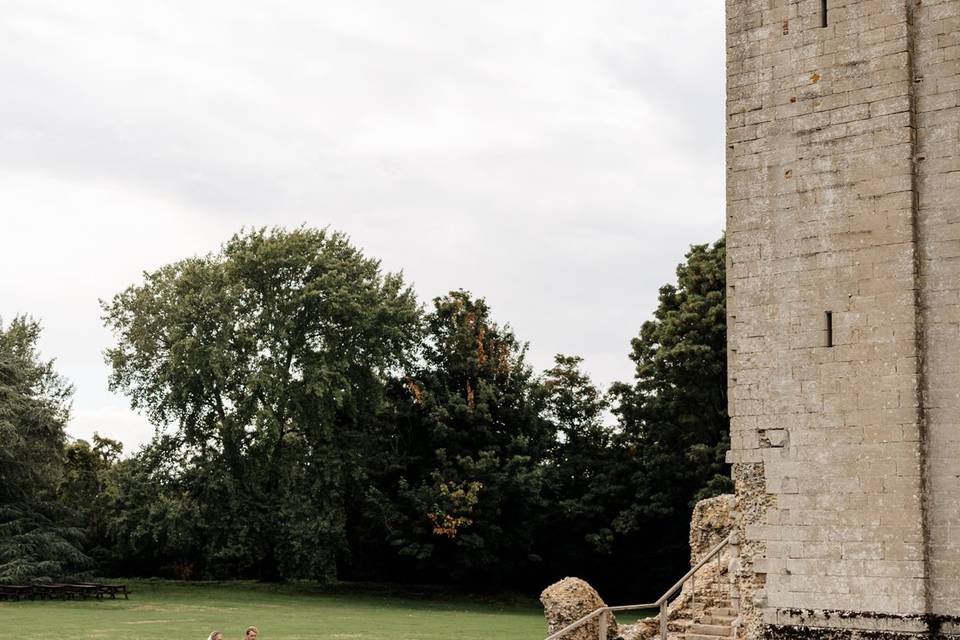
[[690, 594, 730, 602], [690, 600, 731, 610], [687, 623, 731, 637], [685, 634, 731, 640], [698, 615, 736, 626], [705, 606, 734, 617], [698, 597, 731, 603], [689, 598, 730, 606]]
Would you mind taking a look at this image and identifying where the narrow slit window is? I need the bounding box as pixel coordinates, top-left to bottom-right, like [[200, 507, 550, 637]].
[[821, 0, 829, 27], [826, 311, 834, 347]]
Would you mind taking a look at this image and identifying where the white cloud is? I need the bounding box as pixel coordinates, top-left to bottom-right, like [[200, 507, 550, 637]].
[[0, 1, 725, 451]]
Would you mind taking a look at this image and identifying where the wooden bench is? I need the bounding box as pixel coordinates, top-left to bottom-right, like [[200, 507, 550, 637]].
[[31, 583, 68, 599], [96, 583, 130, 600], [0, 585, 33, 601], [0, 582, 129, 601], [64, 583, 101, 599]]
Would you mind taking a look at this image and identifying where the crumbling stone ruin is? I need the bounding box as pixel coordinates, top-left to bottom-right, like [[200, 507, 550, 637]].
[[726, 1, 960, 639], [627, 495, 738, 640], [541, 578, 622, 640], [542, 495, 737, 640]]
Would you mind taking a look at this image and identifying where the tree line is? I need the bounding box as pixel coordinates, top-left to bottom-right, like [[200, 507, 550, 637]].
[[0, 227, 729, 600]]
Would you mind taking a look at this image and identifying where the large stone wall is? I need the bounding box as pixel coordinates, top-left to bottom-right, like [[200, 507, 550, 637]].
[[914, 0, 960, 618], [726, 0, 959, 638]]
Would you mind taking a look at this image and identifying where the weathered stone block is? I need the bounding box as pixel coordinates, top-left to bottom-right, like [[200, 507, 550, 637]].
[[540, 578, 618, 640]]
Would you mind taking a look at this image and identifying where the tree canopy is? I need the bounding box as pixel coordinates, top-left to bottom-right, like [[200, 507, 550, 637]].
[[349, 291, 553, 586], [0, 316, 89, 583], [3, 227, 731, 598], [101, 227, 421, 580], [612, 236, 730, 513], [604, 237, 731, 594]]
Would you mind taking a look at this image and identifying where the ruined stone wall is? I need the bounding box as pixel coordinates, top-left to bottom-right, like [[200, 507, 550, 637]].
[[690, 494, 737, 564], [725, 0, 959, 638], [914, 0, 960, 618]]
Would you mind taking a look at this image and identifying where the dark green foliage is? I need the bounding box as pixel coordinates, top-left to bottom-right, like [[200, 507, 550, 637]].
[[612, 236, 730, 512], [537, 355, 618, 582], [0, 316, 90, 583], [349, 292, 553, 587], [98, 440, 206, 578], [101, 227, 421, 581], [604, 237, 732, 597], [59, 434, 123, 565], [84, 229, 731, 595]]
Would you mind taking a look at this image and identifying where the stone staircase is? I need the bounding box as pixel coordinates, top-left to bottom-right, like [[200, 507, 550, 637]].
[[677, 604, 736, 640], [620, 557, 736, 640], [543, 496, 739, 640]]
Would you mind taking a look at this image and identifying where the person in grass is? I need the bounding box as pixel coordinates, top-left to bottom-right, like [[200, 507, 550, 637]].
[[244, 626, 259, 639], [207, 633, 223, 640]]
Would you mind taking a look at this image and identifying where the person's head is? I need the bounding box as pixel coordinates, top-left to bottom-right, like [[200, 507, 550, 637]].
[[207, 633, 223, 640], [244, 627, 259, 640]]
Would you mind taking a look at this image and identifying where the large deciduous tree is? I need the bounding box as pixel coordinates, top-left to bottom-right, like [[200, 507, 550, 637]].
[[102, 227, 421, 580], [0, 316, 90, 583]]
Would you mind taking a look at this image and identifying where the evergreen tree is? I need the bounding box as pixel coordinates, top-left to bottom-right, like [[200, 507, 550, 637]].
[[606, 237, 731, 596], [0, 316, 90, 583], [538, 355, 618, 584], [353, 291, 553, 586]]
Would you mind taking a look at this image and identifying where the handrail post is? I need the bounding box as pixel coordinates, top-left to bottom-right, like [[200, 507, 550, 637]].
[[599, 609, 608, 640], [659, 600, 668, 640]]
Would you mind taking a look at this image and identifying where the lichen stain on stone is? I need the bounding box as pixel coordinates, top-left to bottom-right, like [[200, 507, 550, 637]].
[[810, 72, 821, 84], [766, 610, 960, 640]]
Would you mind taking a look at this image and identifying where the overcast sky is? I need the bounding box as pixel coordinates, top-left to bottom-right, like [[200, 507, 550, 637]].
[[0, 1, 725, 454]]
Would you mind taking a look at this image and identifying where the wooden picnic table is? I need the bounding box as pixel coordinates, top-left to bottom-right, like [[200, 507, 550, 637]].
[[0, 582, 129, 601], [64, 583, 101, 599], [31, 583, 69, 599], [0, 585, 33, 600], [97, 583, 130, 599]]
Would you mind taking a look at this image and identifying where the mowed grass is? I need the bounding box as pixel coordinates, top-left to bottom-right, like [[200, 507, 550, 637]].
[[1, 580, 549, 640]]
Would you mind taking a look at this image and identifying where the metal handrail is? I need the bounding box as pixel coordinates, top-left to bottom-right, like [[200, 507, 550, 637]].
[[657, 533, 732, 605], [543, 534, 732, 640]]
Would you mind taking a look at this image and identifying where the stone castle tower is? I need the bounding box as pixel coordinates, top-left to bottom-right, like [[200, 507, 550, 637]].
[[725, 1, 959, 639]]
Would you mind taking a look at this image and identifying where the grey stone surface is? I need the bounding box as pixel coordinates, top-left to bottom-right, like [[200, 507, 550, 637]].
[[726, 0, 960, 638]]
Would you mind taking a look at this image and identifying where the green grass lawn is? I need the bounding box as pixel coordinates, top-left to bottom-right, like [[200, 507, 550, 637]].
[[0, 580, 551, 640]]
